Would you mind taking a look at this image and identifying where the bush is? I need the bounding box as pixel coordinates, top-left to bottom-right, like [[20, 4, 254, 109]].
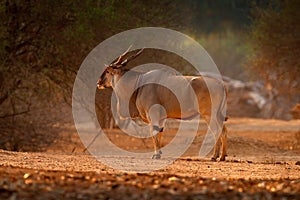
[[198, 30, 250, 80], [247, 0, 300, 118]]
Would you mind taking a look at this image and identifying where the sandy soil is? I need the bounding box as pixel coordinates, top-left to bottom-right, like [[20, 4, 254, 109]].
[[1, 118, 300, 199]]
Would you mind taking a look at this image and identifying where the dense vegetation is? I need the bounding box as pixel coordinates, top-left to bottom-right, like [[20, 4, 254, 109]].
[[247, 0, 300, 117], [0, 0, 298, 151]]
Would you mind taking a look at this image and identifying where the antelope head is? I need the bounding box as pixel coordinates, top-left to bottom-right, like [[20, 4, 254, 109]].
[[97, 46, 144, 89]]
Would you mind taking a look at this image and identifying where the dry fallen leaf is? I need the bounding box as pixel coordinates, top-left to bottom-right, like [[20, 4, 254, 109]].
[[168, 176, 180, 182], [23, 173, 31, 179]]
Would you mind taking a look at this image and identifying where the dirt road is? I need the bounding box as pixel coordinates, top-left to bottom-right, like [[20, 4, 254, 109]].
[[1, 118, 300, 199]]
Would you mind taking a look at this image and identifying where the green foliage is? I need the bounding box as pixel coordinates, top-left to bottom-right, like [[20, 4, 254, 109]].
[[198, 30, 250, 79], [61, 0, 133, 43]]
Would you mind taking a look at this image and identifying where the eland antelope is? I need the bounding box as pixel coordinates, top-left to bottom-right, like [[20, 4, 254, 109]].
[[97, 47, 228, 161]]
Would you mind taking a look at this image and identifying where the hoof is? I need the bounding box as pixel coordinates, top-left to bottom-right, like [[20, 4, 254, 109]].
[[211, 157, 217, 162], [159, 150, 162, 155], [152, 154, 161, 159], [219, 155, 226, 161]]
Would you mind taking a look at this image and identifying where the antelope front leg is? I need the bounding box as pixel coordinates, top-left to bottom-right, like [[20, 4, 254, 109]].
[[151, 125, 163, 159], [157, 130, 163, 155]]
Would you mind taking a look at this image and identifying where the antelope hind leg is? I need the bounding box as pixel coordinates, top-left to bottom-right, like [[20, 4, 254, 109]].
[[211, 138, 221, 161], [219, 126, 227, 161]]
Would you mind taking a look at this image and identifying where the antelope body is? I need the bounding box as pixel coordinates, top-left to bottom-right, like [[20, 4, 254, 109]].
[[97, 47, 228, 161]]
